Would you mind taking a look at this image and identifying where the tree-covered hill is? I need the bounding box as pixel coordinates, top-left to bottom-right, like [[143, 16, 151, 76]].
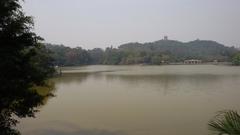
[[45, 39, 239, 66], [119, 39, 237, 62]]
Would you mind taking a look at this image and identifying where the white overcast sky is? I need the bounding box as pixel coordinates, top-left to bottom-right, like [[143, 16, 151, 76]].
[[23, 0, 240, 49]]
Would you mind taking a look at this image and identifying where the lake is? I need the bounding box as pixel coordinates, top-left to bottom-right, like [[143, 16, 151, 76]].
[[18, 65, 240, 135]]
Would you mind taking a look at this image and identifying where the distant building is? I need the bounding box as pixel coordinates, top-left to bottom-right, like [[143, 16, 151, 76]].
[[184, 59, 202, 64], [213, 60, 218, 65], [164, 36, 168, 40]]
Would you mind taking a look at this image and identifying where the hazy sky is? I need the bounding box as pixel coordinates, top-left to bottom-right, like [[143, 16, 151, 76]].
[[23, 0, 240, 49]]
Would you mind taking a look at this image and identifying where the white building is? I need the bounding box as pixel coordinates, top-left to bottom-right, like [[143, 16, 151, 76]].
[[184, 59, 202, 64]]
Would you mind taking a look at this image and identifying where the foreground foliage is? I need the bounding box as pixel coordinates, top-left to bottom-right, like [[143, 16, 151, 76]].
[[0, 0, 55, 134], [209, 110, 240, 135]]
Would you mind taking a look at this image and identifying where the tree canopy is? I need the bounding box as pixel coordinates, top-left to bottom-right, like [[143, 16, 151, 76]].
[[0, 0, 55, 134], [232, 53, 240, 66]]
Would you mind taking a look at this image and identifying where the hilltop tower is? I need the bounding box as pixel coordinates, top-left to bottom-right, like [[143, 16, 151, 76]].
[[164, 36, 168, 40]]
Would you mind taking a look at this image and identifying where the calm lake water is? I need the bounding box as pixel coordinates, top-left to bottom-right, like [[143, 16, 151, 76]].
[[18, 65, 240, 135]]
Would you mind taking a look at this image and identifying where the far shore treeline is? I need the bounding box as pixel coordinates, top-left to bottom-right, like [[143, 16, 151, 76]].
[[46, 39, 240, 66]]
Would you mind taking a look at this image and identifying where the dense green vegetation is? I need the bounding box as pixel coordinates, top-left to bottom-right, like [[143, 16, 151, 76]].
[[0, 0, 55, 134], [46, 39, 239, 66], [232, 53, 240, 66]]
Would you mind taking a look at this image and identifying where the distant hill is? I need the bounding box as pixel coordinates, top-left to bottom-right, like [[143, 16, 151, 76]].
[[45, 39, 239, 66], [118, 39, 238, 62]]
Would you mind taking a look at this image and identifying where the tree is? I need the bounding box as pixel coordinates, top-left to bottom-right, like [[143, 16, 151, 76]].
[[208, 110, 240, 135], [0, 0, 55, 134], [232, 53, 240, 65], [103, 47, 123, 65], [64, 47, 91, 66], [88, 48, 104, 64], [151, 56, 162, 65]]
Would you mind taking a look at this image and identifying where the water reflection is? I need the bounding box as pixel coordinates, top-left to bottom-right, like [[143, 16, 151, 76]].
[[0, 81, 55, 135], [104, 74, 240, 94], [58, 71, 240, 95], [54, 73, 91, 84]]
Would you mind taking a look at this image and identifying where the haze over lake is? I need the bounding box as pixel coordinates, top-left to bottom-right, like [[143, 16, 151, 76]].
[[18, 65, 240, 135]]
